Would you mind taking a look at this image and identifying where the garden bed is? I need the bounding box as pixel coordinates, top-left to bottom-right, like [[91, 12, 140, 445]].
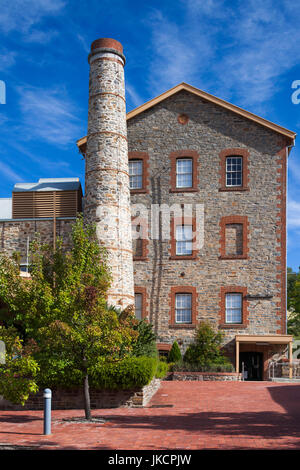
[[0, 377, 161, 410]]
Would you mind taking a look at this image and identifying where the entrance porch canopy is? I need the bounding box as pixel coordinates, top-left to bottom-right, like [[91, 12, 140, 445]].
[[235, 334, 293, 375]]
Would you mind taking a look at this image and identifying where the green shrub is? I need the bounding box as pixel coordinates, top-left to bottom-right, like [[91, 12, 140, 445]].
[[183, 321, 229, 366], [155, 360, 169, 379], [168, 341, 182, 363], [90, 356, 158, 389]]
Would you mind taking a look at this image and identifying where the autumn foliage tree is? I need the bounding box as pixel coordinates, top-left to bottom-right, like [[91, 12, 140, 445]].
[[0, 216, 138, 419]]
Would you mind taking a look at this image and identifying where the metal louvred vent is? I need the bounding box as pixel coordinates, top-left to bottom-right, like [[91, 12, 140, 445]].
[[12, 190, 80, 219]]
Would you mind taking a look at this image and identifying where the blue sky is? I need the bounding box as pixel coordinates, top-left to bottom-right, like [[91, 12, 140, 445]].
[[0, 0, 299, 270]]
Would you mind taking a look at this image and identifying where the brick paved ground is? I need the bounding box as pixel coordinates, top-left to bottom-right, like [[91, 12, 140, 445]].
[[0, 381, 299, 450]]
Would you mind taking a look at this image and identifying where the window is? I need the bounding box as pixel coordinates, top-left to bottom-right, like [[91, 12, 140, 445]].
[[176, 225, 193, 255], [225, 293, 242, 323], [132, 219, 149, 260], [219, 148, 249, 192], [175, 293, 192, 323], [226, 156, 242, 187], [176, 158, 193, 188], [225, 224, 243, 256], [129, 160, 143, 189], [219, 216, 248, 259], [134, 293, 143, 320], [133, 224, 143, 258]]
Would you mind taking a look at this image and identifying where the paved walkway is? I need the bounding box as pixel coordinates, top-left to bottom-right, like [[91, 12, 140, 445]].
[[0, 381, 299, 450]]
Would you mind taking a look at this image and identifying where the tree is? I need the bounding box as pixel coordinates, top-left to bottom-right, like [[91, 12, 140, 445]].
[[0, 326, 39, 405], [168, 341, 182, 363], [287, 267, 300, 338], [0, 216, 138, 419], [183, 321, 230, 365]]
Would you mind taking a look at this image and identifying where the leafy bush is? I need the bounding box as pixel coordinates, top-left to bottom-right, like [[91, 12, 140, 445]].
[[168, 341, 182, 363], [90, 356, 158, 389], [155, 360, 169, 379], [131, 320, 158, 359], [183, 321, 229, 366]]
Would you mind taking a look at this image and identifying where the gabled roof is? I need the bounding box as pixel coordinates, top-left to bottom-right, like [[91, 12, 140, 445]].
[[77, 82, 296, 153]]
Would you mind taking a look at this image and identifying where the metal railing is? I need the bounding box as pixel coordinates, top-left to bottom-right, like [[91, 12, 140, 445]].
[[268, 361, 300, 380]]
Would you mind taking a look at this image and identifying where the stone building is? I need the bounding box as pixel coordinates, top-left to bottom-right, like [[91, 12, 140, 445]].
[[0, 38, 296, 380]]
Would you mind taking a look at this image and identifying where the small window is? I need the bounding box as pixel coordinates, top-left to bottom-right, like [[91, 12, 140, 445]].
[[129, 160, 143, 189], [176, 158, 193, 188], [134, 293, 143, 320], [176, 225, 193, 256], [175, 293, 192, 323], [225, 224, 243, 256], [226, 156, 242, 187], [225, 293, 242, 323], [132, 224, 143, 258]]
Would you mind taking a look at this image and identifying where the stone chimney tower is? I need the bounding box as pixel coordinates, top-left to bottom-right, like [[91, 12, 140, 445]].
[[84, 38, 134, 308]]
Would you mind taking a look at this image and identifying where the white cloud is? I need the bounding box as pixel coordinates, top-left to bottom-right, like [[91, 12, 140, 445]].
[[146, 0, 300, 109], [147, 10, 212, 95], [23, 29, 59, 44], [17, 86, 82, 146], [76, 33, 90, 54], [288, 199, 300, 229], [0, 0, 65, 34], [289, 157, 300, 183], [0, 50, 16, 70], [126, 83, 144, 109], [0, 161, 23, 182]]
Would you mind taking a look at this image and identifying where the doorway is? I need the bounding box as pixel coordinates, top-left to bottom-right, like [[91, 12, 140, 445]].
[[240, 352, 263, 381]]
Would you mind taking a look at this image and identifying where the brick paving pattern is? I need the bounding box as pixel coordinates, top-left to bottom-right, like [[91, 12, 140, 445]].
[[0, 381, 299, 450]]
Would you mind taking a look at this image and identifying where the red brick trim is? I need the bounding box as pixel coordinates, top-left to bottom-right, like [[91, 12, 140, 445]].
[[169, 216, 198, 259], [132, 216, 149, 261], [169, 286, 198, 327], [177, 114, 189, 125], [219, 148, 250, 192], [169, 150, 199, 192], [128, 152, 150, 194], [219, 286, 249, 328], [134, 286, 148, 320], [276, 145, 288, 334], [219, 215, 249, 259]]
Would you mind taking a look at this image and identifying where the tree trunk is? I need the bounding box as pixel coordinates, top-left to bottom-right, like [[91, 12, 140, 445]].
[[83, 370, 91, 420]]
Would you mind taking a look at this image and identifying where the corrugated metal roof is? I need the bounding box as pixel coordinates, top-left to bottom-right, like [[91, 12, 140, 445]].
[[0, 198, 12, 219], [13, 178, 81, 192]]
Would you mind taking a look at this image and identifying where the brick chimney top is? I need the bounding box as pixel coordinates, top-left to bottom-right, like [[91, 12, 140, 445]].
[[91, 38, 123, 54], [89, 38, 125, 64]]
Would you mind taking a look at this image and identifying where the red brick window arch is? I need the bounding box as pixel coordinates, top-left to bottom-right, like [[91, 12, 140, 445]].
[[219, 148, 249, 191], [219, 216, 249, 259], [169, 150, 199, 192]]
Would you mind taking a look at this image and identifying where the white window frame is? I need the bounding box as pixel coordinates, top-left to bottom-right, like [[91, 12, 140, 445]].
[[226, 156, 243, 187], [134, 293, 143, 320], [175, 225, 193, 256], [225, 293, 242, 324], [175, 293, 192, 324], [129, 160, 143, 189], [176, 158, 193, 188]]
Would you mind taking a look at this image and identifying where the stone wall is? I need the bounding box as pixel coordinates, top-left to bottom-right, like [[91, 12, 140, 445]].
[[0, 218, 75, 263], [0, 378, 161, 410], [128, 89, 287, 358], [171, 372, 242, 381]]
